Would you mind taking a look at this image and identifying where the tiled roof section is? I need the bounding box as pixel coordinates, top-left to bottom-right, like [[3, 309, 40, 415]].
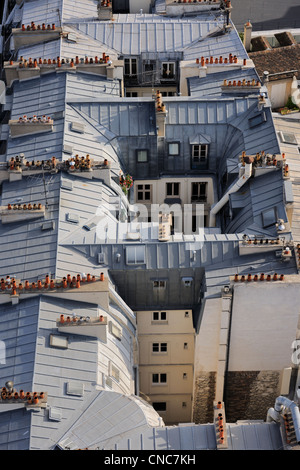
[[249, 44, 300, 79]]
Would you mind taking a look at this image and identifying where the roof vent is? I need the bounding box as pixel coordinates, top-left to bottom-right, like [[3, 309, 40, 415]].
[[70, 121, 85, 134], [98, 252, 105, 264], [41, 220, 55, 231], [61, 180, 73, 191], [66, 213, 79, 223], [49, 407, 62, 421], [63, 144, 73, 155], [66, 381, 84, 396]]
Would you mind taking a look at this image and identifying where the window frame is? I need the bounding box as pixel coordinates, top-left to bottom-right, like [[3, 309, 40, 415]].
[[191, 182, 207, 202], [152, 342, 168, 353], [166, 182, 180, 197], [136, 183, 152, 202], [136, 149, 148, 163], [152, 373, 167, 384], [152, 311, 167, 321], [124, 57, 138, 77], [161, 61, 176, 80], [168, 142, 180, 156]]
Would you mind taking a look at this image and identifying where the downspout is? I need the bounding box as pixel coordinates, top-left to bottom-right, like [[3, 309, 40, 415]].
[[209, 163, 252, 227], [267, 396, 300, 444]]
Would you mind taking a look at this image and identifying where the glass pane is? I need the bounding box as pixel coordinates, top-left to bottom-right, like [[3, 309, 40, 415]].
[[169, 143, 179, 155]]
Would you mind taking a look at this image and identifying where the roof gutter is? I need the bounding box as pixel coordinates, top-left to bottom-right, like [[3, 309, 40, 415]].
[[209, 163, 252, 227]]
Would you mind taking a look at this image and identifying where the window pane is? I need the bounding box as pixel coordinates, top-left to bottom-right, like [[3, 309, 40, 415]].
[[166, 183, 172, 195], [161, 343, 167, 352], [152, 374, 159, 383], [137, 150, 148, 162], [169, 143, 179, 155], [153, 343, 159, 352], [131, 59, 137, 75], [153, 402, 166, 411], [160, 373, 167, 383], [153, 311, 159, 320], [161, 311, 166, 320]]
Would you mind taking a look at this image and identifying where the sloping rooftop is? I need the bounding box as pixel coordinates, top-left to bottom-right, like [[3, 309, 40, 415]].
[[0, 0, 299, 451], [249, 43, 300, 80]]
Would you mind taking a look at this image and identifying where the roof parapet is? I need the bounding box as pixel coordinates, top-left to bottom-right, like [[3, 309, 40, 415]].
[[57, 314, 108, 341], [0, 273, 109, 306], [1, 203, 45, 224], [98, 0, 112, 20], [213, 401, 228, 449], [0, 155, 111, 185], [166, 0, 221, 17], [1, 386, 48, 409], [12, 24, 62, 50], [4, 55, 124, 87], [8, 116, 53, 138]]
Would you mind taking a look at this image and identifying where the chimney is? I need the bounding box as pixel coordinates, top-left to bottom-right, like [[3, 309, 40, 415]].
[[243, 20, 252, 52]]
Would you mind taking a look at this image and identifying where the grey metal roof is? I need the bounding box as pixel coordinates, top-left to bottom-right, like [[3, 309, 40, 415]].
[[188, 68, 260, 97], [56, 409, 282, 450], [75, 19, 220, 56], [0, 174, 60, 282]]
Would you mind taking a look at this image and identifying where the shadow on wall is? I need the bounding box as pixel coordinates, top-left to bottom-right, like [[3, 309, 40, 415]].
[[231, 3, 300, 31]]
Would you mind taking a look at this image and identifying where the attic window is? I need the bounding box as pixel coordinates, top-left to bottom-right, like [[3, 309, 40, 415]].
[[126, 245, 145, 265], [153, 280, 166, 289], [136, 149, 148, 163], [262, 207, 277, 228], [279, 131, 298, 145], [249, 112, 267, 128], [168, 142, 180, 156]]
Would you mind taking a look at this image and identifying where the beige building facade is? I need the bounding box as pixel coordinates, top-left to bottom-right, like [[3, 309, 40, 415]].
[[133, 176, 215, 231], [136, 308, 195, 424]]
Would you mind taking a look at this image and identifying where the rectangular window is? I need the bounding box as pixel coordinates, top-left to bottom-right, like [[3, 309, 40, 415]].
[[124, 58, 137, 76], [168, 142, 179, 156], [152, 311, 167, 321], [111, 364, 120, 382], [191, 182, 207, 202], [152, 402, 166, 412], [126, 245, 145, 265], [137, 184, 152, 202], [152, 373, 167, 384], [166, 182, 180, 197], [153, 280, 166, 289], [161, 62, 175, 79], [136, 149, 148, 163], [192, 144, 208, 162], [152, 342, 167, 353], [126, 91, 138, 97]]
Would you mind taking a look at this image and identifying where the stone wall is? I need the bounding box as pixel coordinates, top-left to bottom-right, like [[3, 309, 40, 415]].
[[224, 370, 281, 422], [192, 372, 216, 423]]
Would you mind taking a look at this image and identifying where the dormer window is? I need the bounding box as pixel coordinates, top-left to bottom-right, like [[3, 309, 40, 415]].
[[161, 62, 175, 80], [124, 58, 137, 77], [191, 144, 208, 169]]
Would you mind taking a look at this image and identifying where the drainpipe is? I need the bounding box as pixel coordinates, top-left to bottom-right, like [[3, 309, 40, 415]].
[[209, 163, 252, 227], [267, 396, 300, 444]]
